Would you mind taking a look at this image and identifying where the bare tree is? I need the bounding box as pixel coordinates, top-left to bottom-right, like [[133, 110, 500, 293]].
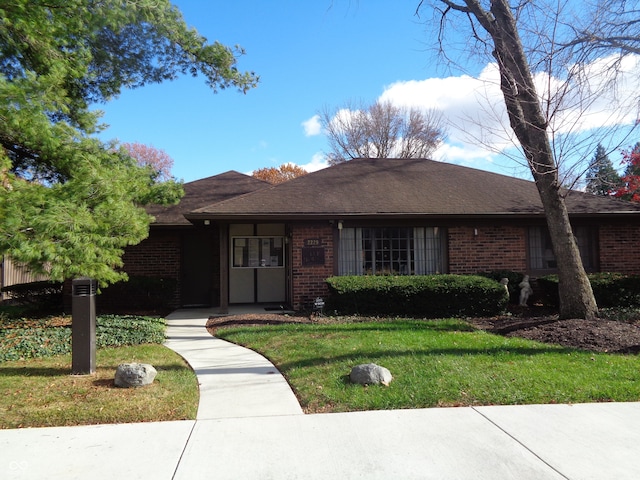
[[416, 0, 640, 319], [428, 2, 639, 185], [320, 100, 446, 165]]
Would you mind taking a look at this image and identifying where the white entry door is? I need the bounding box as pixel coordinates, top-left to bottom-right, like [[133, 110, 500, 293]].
[[229, 224, 286, 304]]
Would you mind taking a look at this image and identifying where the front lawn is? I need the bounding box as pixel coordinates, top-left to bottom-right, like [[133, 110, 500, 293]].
[[0, 314, 198, 428], [215, 319, 640, 413]]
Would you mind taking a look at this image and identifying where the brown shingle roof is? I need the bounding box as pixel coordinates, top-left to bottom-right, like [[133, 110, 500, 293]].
[[148, 171, 270, 225], [187, 158, 640, 220]]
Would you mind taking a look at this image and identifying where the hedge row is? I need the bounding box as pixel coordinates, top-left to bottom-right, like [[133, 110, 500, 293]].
[[98, 276, 177, 311], [325, 274, 508, 318], [1, 276, 177, 315], [538, 273, 640, 308]]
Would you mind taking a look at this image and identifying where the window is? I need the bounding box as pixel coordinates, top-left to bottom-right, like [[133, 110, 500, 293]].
[[528, 226, 597, 271], [232, 237, 284, 268], [338, 227, 446, 275]]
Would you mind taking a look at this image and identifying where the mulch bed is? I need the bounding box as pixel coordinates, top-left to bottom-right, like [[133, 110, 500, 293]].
[[465, 316, 640, 354], [206, 310, 640, 354]]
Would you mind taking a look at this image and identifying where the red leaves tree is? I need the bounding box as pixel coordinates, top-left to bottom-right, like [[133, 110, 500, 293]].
[[121, 142, 174, 182], [614, 144, 640, 202], [252, 163, 307, 184]]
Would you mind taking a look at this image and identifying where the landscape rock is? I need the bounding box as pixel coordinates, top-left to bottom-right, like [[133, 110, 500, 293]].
[[349, 363, 393, 386], [114, 363, 157, 388]]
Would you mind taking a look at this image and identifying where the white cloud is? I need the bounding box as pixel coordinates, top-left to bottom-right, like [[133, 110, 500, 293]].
[[302, 115, 322, 136], [538, 54, 640, 135], [380, 64, 513, 155], [299, 152, 328, 172], [378, 55, 640, 170]]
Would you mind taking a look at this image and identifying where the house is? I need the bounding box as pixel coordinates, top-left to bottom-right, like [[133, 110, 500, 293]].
[[111, 171, 270, 310], [115, 158, 640, 313]]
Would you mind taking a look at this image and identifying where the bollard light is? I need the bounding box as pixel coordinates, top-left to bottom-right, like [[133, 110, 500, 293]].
[[72, 277, 97, 375]]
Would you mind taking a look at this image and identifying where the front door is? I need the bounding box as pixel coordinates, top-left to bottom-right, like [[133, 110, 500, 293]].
[[228, 224, 286, 304], [181, 230, 214, 307]]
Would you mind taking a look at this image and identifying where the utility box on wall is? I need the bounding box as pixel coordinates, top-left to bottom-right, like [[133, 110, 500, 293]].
[[71, 277, 97, 375]]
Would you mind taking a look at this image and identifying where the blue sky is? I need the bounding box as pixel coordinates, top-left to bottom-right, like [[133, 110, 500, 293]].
[[97, 1, 640, 183]]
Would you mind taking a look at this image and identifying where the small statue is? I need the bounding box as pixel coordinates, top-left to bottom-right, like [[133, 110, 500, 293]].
[[519, 275, 533, 306], [499, 278, 509, 295]]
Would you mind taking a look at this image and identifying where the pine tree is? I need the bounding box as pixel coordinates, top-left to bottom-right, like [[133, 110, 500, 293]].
[[585, 144, 622, 196], [0, 0, 257, 284]]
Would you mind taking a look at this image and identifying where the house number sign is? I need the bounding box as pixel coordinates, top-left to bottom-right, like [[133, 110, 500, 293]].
[[302, 239, 325, 266]]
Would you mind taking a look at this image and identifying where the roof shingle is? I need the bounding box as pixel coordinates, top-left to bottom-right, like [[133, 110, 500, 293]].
[[187, 158, 640, 220], [148, 171, 270, 225]]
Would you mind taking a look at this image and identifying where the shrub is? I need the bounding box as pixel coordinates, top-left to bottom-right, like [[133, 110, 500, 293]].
[[97, 276, 177, 312], [537, 273, 640, 308], [0, 281, 63, 314], [325, 274, 508, 318], [0, 315, 166, 362], [96, 315, 166, 347], [536, 275, 560, 306]]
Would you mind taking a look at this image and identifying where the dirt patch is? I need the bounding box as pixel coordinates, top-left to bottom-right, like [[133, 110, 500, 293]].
[[206, 310, 640, 354]]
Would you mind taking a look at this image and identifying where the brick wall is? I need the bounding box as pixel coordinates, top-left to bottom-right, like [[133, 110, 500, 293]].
[[122, 231, 182, 278], [449, 223, 640, 276], [599, 224, 640, 274], [448, 226, 527, 274], [291, 223, 334, 310], [99, 230, 182, 311]]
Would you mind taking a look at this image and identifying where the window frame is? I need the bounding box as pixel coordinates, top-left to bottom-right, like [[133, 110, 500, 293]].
[[338, 226, 447, 276], [527, 225, 598, 275]]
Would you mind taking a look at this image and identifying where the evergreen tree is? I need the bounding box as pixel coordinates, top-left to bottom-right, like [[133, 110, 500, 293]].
[[0, 0, 258, 284], [585, 144, 622, 195]]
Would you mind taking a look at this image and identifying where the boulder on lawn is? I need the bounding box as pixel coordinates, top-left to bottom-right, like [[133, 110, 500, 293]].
[[349, 363, 393, 386], [114, 363, 157, 388]]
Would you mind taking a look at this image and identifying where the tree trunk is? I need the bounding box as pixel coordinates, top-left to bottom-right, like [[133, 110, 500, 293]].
[[467, 0, 598, 319], [534, 171, 598, 320]]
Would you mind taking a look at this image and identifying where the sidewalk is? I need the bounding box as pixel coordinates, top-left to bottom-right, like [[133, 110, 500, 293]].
[[2, 308, 640, 479]]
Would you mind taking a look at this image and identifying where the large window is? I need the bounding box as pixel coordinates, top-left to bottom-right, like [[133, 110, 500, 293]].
[[528, 226, 597, 272], [338, 227, 446, 276]]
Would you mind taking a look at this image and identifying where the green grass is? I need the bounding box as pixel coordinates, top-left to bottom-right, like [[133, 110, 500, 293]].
[[0, 313, 199, 428], [215, 319, 640, 413], [0, 344, 198, 428]]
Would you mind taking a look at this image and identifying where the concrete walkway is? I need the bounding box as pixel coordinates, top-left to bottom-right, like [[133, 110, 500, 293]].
[[2, 308, 640, 479], [163, 308, 303, 420]]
